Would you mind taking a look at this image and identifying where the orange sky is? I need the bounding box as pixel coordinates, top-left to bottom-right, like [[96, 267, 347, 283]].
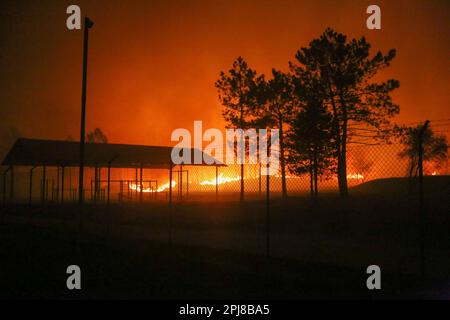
[[1, 0, 449, 147]]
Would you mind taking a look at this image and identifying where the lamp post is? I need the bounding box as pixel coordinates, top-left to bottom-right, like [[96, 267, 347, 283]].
[[78, 17, 94, 207]]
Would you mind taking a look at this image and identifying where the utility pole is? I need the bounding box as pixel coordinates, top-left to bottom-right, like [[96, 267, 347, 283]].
[[418, 120, 430, 277], [78, 17, 94, 239], [78, 17, 94, 206]]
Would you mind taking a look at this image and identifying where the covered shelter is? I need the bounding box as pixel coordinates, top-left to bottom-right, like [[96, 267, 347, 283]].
[[1, 138, 224, 205]]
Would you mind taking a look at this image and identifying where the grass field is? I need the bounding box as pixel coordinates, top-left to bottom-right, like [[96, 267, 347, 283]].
[[1, 177, 449, 299]]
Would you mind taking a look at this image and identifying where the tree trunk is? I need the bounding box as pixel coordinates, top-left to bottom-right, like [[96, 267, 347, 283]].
[[313, 151, 318, 198], [328, 82, 347, 197], [309, 162, 314, 198], [337, 147, 348, 197], [239, 105, 244, 202], [279, 118, 287, 199], [337, 91, 349, 197], [240, 163, 244, 201]]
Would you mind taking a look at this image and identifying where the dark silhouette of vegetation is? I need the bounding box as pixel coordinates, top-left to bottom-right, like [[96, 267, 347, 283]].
[[287, 70, 335, 198], [291, 28, 399, 197], [217, 28, 400, 198], [215, 57, 261, 201], [398, 125, 448, 178], [257, 69, 295, 198], [87, 128, 108, 143]]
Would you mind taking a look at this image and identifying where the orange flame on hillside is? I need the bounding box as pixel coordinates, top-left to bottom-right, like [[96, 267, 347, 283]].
[[130, 181, 176, 193], [347, 173, 365, 180], [199, 173, 241, 186]]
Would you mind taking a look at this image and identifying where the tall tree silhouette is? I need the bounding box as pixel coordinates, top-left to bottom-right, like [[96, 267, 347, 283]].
[[398, 125, 448, 178], [257, 69, 295, 198], [287, 70, 335, 197], [292, 28, 399, 197], [215, 57, 260, 201]]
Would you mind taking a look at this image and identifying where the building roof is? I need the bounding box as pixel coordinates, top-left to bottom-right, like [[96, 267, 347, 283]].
[[1, 138, 224, 169]]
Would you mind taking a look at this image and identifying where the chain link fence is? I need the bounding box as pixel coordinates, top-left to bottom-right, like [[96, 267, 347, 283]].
[[2, 123, 449, 203]]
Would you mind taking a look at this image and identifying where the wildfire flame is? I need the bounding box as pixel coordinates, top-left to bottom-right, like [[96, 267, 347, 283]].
[[199, 173, 241, 186], [130, 181, 176, 193], [347, 173, 365, 180]]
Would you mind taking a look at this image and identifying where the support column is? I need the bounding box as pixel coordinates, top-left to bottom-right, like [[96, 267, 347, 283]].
[[56, 166, 60, 202], [3, 167, 11, 206], [41, 166, 46, 204], [94, 166, 98, 202], [119, 180, 123, 203], [9, 166, 14, 202], [98, 167, 101, 201], [259, 162, 262, 196], [180, 165, 183, 200], [29, 166, 37, 206], [169, 166, 173, 204], [215, 166, 219, 201], [186, 171, 189, 200], [266, 163, 270, 258], [139, 164, 143, 203], [135, 167, 138, 201], [107, 162, 111, 205], [61, 166, 65, 204]]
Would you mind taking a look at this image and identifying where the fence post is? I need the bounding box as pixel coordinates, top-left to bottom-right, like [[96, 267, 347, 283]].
[[9, 166, 14, 202], [266, 164, 270, 258], [418, 120, 430, 277], [29, 166, 37, 206], [2, 167, 11, 207], [215, 166, 219, 201]]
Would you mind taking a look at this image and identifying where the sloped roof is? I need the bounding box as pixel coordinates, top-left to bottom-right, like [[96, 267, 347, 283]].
[[1, 138, 224, 169]]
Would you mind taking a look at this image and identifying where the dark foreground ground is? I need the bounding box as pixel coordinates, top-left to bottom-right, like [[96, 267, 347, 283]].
[[0, 178, 449, 299], [0, 222, 448, 300]]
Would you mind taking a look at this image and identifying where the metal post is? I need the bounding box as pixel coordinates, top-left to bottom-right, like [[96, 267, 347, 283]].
[[3, 167, 11, 206], [42, 166, 46, 204], [107, 162, 111, 205], [266, 164, 270, 258], [140, 165, 143, 203], [168, 166, 173, 245], [215, 166, 219, 201], [56, 166, 60, 202], [169, 166, 173, 204], [135, 167, 138, 200], [78, 17, 94, 207], [186, 171, 189, 200], [61, 166, 65, 204], [93, 167, 98, 202], [259, 162, 262, 196], [9, 166, 14, 202], [119, 180, 123, 202], [180, 165, 183, 200], [418, 120, 430, 277], [98, 167, 101, 201], [29, 166, 37, 205], [266, 132, 271, 258], [51, 179, 55, 201]]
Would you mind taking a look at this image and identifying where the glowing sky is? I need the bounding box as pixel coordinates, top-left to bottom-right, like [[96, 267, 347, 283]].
[[1, 0, 449, 148]]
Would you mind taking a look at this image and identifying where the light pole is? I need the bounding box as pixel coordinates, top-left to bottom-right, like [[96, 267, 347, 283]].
[[78, 17, 94, 207]]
